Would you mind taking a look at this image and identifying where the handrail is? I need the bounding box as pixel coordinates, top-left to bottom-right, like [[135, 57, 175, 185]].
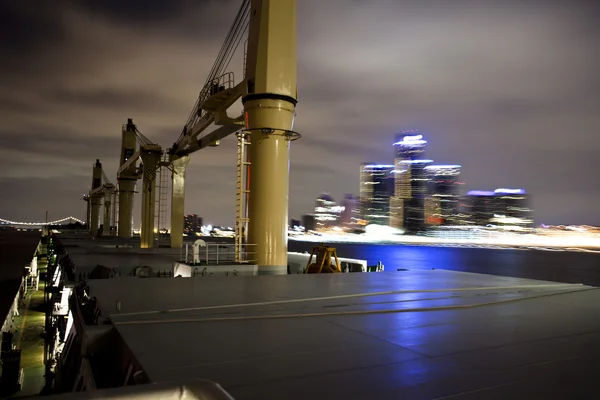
[[188, 72, 236, 128], [182, 242, 257, 265]]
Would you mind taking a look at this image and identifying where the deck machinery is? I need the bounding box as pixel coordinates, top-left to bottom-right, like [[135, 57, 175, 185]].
[[101, 0, 300, 273], [115, 120, 165, 249], [83, 160, 115, 237]]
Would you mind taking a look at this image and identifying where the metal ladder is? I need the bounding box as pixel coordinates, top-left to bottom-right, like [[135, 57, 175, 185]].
[[235, 132, 250, 262], [155, 155, 170, 247]]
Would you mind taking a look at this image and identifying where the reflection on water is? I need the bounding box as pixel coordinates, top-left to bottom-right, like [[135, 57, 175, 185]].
[[288, 242, 600, 287]]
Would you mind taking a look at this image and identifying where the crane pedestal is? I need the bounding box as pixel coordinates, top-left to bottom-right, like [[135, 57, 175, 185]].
[[244, 98, 298, 274], [170, 155, 190, 249], [117, 180, 136, 238], [243, 0, 299, 274], [90, 160, 103, 237], [102, 196, 111, 236], [140, 145, 162, 249], [89, 197, 102, 237], [117, 119, 138, 239]]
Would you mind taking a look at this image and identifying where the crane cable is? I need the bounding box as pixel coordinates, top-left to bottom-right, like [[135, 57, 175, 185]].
[[205, 0, 250, 87], [101, 170, 112, 186], [134, 128, 155, 147], [187, 0, 250, 126], [220, 12, 250, 80], [194, 10, 250, 143], [181, 0, 251, 134]]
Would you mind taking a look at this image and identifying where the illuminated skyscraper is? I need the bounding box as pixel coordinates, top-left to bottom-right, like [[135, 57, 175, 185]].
[[462, 190, 496, 226], [425, 165, 462, 225], [184, 214, 203, 234], [390, 130, 432, 232], [394, 130, 427, 162], [400, 159, 433, 232], [464, 188, 534, 228], [339, 194, 359, 226], [359, 164, 394, 225], [489, 188, 534, 228], [302, 214, 316, 231], [314, 193, 342, 229]]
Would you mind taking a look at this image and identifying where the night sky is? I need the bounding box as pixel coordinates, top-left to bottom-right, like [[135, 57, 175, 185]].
[[1, 0, 599, 226]]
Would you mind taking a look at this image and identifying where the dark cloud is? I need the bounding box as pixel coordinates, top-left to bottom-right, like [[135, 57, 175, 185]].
[[71, 0, 189, 24], [1, 130, 119, 161], [0, 2, 66, 57], [0, 96, 43, 114], [0, 175, 92, 222], [45, 87, 181, 113], [0, 0, 599, 226], [298, 136, 370, 157]]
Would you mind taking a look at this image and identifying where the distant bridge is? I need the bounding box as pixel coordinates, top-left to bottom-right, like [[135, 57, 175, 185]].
[[0, 216, 85, 226]]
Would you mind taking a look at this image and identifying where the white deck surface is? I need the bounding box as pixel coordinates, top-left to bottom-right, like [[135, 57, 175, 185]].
[[83, 270, 600, 399]]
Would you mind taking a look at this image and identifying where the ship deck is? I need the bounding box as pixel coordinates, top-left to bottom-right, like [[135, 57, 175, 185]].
[[56, 234, 245, 278], [75, 269, 600, 399]]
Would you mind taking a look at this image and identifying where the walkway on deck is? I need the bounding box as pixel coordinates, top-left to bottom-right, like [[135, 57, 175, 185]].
[[10, 281, 47, 398]]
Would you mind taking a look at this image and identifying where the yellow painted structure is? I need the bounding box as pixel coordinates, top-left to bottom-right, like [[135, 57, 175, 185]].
[[139, 145, 162, 249], [102, 1, 300, 262], [244, 0, 299, 273], [170, 155, 190, 249], [102, 188, 113, 236], [305, 245, 342, 274], [117, 119, 138, 239], [89, 160, 103, 236]]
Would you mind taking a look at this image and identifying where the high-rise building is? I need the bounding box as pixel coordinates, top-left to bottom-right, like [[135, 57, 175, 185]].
[[339, 194, 359, 226], [314, 193, 342, 229], [490, 188, 534, 228], [393, 130, 427, 162], [301, 214, 316, 232], [359, 164, 394, 225], [400, 159, 433, 232], [462, 191, 496, 226], [463, 189, 534, 228], [424, 165, 462, 225], [391, 130, 431, 232], [183, 214, 203, 234]]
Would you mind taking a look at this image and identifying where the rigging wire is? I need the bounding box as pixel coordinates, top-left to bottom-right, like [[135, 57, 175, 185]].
[[180, 0, 251, 136], [205, 0, 250, 87], [222, 14, 250, 76], [101, 170, 112, 185], [134, 128, 154, 146], [215, 6, 250, 79]]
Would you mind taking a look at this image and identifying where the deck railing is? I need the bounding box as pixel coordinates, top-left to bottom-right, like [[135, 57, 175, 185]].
[[181, 242, 257, 265]]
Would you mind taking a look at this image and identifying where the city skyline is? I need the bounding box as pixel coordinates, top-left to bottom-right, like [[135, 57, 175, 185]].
[[305, 131, 532, 230], [1, 0, 599, 226]]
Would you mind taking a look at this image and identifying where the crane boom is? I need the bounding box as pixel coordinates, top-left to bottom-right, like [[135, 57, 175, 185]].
[[164, 0, 300, 258], [170, 78, 246, 156], [117, 150, 141, 177]]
